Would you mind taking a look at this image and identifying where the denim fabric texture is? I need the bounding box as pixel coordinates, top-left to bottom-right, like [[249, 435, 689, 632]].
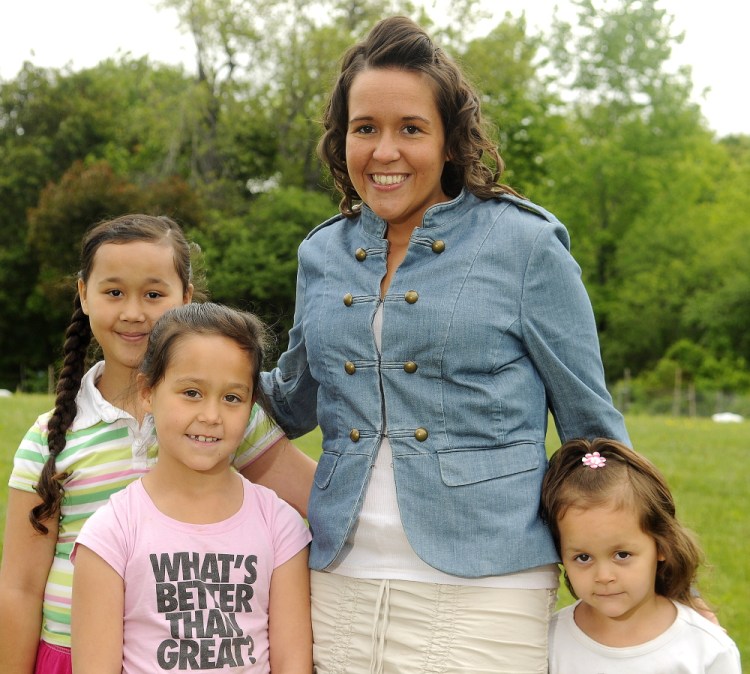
[[261, 189, 629, 576]]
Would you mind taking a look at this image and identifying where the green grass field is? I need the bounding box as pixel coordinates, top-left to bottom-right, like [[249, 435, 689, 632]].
[[1, 395, 747, 666]]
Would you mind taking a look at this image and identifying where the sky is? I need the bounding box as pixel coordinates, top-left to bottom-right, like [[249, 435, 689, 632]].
[[1, 0, 748, 137]]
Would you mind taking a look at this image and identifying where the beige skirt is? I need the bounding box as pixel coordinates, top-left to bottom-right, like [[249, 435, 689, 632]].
[[311, 571, 556, 674]]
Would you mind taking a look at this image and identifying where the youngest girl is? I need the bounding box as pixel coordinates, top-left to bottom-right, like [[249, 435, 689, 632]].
[[71, 303, 312, 673], [541, 438, 740, 673]]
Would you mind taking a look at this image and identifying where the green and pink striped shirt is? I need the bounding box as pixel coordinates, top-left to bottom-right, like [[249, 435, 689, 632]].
[[8, 361, 283, 648]]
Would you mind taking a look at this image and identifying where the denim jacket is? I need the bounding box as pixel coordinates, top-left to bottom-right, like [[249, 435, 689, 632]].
[[261, 190, 629, 576]]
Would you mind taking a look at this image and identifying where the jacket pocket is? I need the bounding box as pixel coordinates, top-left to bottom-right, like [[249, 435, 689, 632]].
[[313, 451, 339, 489], [437, 443, 540, 486]]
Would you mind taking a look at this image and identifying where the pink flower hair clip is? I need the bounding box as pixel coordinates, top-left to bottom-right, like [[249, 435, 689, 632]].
[[582, 452, 606, 469]]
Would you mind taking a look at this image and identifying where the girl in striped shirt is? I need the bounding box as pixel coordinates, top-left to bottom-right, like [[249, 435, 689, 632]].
[[0, 215, 315, 674]]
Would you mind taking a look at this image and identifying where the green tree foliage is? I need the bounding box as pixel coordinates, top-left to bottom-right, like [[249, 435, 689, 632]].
[[681, 137, 750, 366], [542, 0, 701, 269], [22, 161, 203, 376], [0, 58, 202, 387], [194, 186, 336, 350], [460, 14, 565, 193], [0, 0, 748, 399], [539, 0, 715, 381]]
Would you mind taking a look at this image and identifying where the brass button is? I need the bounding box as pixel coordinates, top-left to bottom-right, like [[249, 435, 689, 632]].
[[355, 247, 367, 261], [414, 428, 428, 442], [431, 240, 446, 254], [343, 293, 353, 306], [403, 361, 418, 373], [349, 429, 361, 442], [404, 290, 419, 304], [345, 361, 356, 375]]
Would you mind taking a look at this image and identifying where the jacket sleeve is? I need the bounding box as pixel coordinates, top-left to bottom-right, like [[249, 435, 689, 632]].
[[260, 247, 320, 439], [520, 222, 630, 445]]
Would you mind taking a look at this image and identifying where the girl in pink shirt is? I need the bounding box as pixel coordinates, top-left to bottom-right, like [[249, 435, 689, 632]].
[[72, 303, 312, 673]]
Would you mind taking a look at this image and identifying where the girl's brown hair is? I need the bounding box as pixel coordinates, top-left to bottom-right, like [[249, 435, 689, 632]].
[[138, 302, 272, 420], [30, 214, 202, 534], [540, 438, 704, 610], [318, 15, 521, 217]]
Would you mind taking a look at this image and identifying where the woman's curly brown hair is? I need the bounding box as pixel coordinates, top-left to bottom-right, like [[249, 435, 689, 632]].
[[318, 15, 521, 217]]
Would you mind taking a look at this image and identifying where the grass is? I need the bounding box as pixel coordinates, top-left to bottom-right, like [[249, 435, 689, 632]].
[[2, 397, 747, 666]]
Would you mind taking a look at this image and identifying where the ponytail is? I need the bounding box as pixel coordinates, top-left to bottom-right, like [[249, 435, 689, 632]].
[[30, 296, 92, 534]]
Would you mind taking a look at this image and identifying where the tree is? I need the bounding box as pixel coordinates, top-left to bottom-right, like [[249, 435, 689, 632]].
[[20, 161, 204, 384], [539, 0, 710, 379], [0, 59, 200, 388], [681, 137, 750, 366], [460, 13, 565, 194], [195, 186, 337, 351]]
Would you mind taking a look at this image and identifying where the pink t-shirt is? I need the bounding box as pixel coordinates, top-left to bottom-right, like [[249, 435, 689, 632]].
[[73, 476, 311, 673]]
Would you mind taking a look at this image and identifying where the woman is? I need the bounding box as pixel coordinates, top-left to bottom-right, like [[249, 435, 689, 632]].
[[261, 16, 629, 673]]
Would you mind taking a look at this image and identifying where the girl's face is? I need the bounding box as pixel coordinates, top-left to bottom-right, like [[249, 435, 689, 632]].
[[78, 241, 192, 375], [345, 67, 449, 235], [558, 501, 666, 624], [142, 334, 255, 477]]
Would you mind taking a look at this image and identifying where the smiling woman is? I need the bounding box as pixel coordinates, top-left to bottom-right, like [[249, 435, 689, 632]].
[[345, 69, 449, 240], [261, 15, 630, 673]]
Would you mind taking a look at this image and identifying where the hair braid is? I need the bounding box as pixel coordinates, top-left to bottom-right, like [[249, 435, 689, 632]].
[[30, 297, 92, 534]]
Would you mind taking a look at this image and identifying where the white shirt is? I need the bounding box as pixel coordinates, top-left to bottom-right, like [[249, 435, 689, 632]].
[[548, 600, 742, 673]]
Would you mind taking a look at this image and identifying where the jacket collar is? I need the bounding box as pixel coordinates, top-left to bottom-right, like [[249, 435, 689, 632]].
[[358, 188, 473, 238]]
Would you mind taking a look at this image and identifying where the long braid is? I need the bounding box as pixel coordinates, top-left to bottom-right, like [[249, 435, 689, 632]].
[[27, 213, 199, 533], [30, 296, 92, 534]]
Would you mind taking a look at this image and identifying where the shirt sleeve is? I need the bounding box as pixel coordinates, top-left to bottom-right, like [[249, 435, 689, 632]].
[[7, 413, 51, 492], [71, 490, 130, 578], [706, 647, 742, 674], [260, 248, 321, 439], [255, 484, 311, 569], [520, 223, 630, 444], [232, 403, 286, 473]]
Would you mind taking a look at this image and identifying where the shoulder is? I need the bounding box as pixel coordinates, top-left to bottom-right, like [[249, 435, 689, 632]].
[[87, 479, 140, 525], [496, 193, 562, 223], [19, 408, 54, 446], [462, 192, 570, 252], [296, 212, 353, 266], [674, 602, 741, 650], [304, 211, 350, 241], [497, 194, 570, 248], [242, 477, 300, 520], [662, 602, 742, 673], [241, 477, 310, 539], [550, 602, 577, 630]]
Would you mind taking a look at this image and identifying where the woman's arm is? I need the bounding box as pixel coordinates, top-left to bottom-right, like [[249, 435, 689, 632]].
[[0, 488, 58, 674], [268, 547, 312, 674], [240, 437, 316, 518], [521, 223, 629, 444], [71, 545, 124, 674]]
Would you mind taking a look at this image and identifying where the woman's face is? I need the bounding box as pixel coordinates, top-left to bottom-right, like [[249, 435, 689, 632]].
[[345, 68, 449, 235]]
